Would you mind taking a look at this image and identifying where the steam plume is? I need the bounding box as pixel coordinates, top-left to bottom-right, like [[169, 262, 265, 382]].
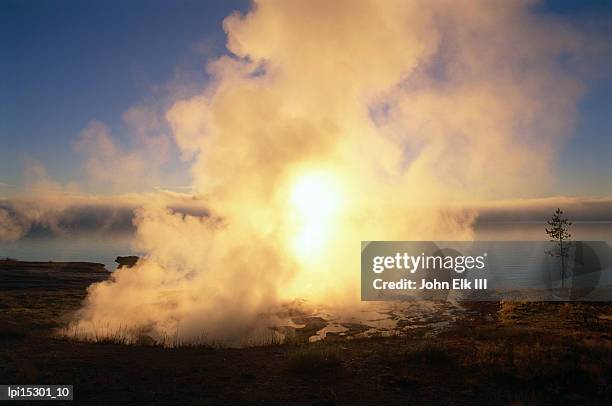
[[71, 0, 587, 343]]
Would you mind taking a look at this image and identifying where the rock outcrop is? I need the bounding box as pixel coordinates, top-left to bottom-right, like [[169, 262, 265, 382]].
[[115, 256, 140, 269]]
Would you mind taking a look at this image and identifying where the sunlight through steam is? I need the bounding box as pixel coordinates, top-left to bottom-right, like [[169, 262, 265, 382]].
[[289, 170, 344, 262]]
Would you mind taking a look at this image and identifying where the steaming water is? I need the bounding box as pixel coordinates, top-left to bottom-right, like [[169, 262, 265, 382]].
[[298, 301, 466, 342], [2, 222, 610, 342]]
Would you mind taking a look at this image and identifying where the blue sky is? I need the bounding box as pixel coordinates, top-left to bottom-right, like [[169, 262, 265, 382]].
[[0, 0, 249, 191], [0, 0, 610, 197]]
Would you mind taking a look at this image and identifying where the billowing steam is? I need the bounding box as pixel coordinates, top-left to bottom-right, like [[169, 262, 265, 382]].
[[71, 0, 586, 343]]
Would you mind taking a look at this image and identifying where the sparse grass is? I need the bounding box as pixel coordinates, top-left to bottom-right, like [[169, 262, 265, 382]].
[[472, 340, 514, 367], [559, 302, 610, 330], [403, 342, 453, 366], [278, 331, 309, 346], [0, 321, 27, 340], [498, 300, 532, 325], [60, 324, 221, 348], [155, 330, 222, 348], [240, 329, 285, 347], [499, 301, 612, 331], [287, 344, 343, 374], [4, 263, 612, 405], [60, 323, 294, 349], [469, 338, 607, 398]]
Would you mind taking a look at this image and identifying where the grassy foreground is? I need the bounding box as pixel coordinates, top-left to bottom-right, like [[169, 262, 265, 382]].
[[1, 284, 611, 404]]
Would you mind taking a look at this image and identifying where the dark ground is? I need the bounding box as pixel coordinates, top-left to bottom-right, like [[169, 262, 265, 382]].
[[0, 261, 611, 405]]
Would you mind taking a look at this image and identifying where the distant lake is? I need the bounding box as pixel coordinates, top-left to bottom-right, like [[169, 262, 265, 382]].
[[0, 233, 138, 271], [1, 221, 610, 271], [474, 221, 612, 241]]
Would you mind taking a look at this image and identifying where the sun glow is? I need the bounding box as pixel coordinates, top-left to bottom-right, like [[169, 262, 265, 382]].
[[288, 170, 344, 262]]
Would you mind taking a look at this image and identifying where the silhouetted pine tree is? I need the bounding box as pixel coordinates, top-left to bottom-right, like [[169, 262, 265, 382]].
[[545, 208, 572, 288]]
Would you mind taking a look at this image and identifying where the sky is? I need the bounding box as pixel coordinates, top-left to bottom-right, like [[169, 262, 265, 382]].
[[0, 0, 610, 198]]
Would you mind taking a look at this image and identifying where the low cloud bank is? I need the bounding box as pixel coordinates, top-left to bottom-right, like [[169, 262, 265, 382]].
[[0, 192, 209, 241], [1, 194, 610, 242], [474, 197, 612, 223]]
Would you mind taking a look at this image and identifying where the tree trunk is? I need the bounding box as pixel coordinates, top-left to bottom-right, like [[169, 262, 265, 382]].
[[560, 239, 565, 289]]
